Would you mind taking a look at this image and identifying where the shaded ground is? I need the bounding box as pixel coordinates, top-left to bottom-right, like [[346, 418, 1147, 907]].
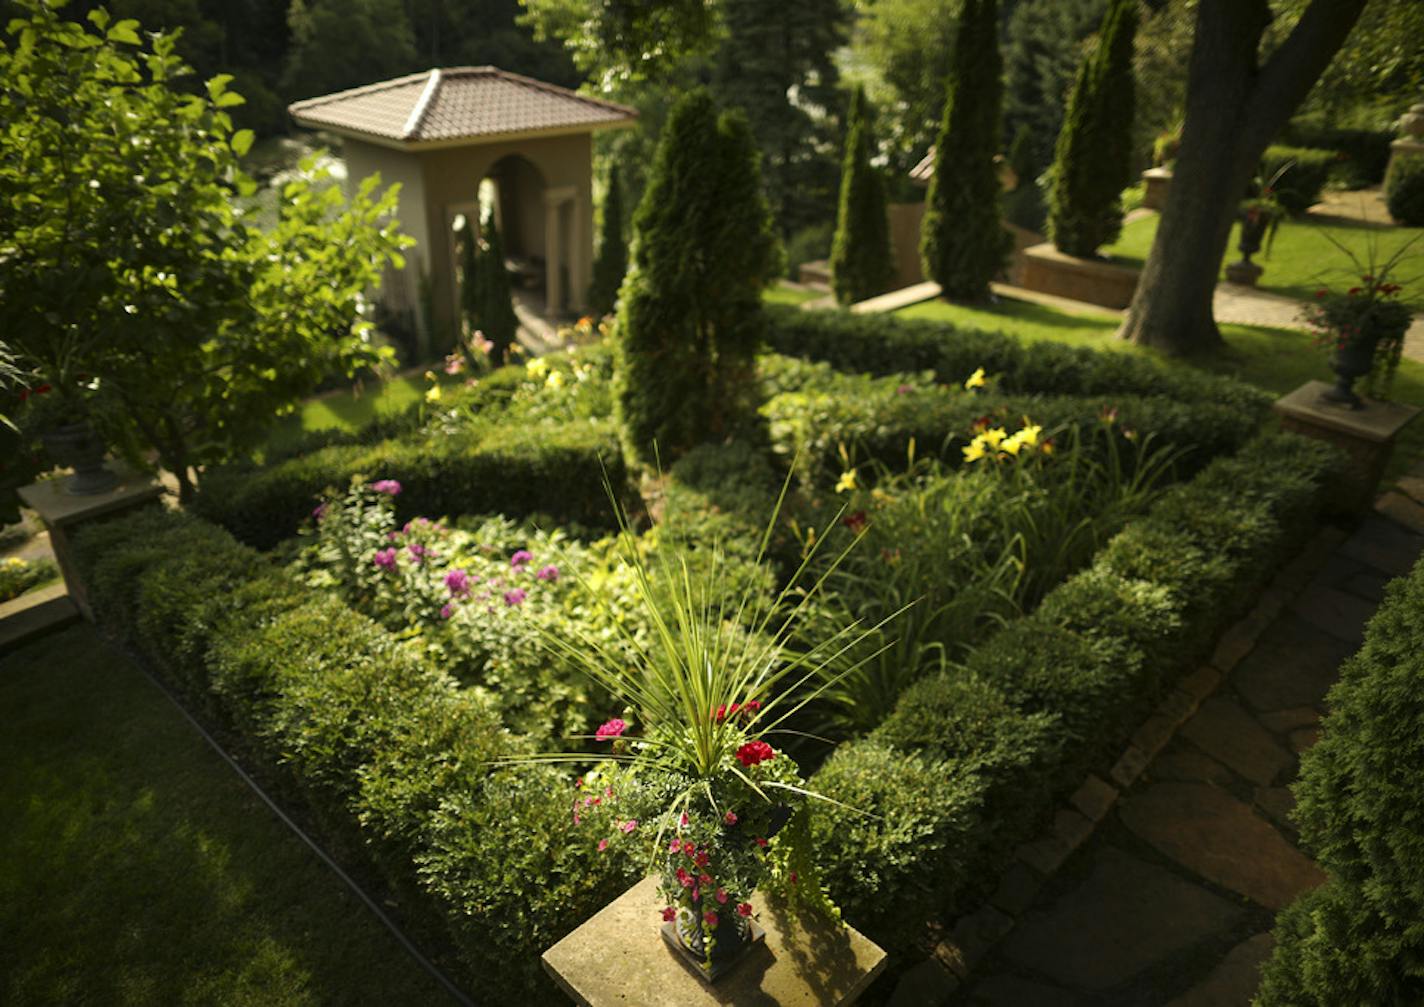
[[0, 625, 454, 1006]]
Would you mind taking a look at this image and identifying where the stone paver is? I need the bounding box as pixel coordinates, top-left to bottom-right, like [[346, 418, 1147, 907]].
[[1119, 783, 1325, 911], [1001, 847, 1242, 991], [1257, 707, 1319, 733], [968, 974, 1083, 1006], [1232, 613, 1354, 713], [1289, 583, 1383, 644], [1151, 747, 1236, 786], [1338, 516, 1424, 578], [1165, 934, 1276, 1007], [1179, 696, 1293, 786], [1375, 491, 1424, 535], [1253, 787, 1297, 834]]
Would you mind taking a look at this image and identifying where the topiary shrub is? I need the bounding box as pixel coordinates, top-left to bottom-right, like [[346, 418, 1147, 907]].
[[1385, 154, 1424, 226], [830, 85, 895, 305], [587, 164, 627, 317], [1262, 145, 1336, 214]]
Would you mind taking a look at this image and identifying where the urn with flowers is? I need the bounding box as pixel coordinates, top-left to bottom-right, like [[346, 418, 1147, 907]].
[[1303, 271, 1415, 409]]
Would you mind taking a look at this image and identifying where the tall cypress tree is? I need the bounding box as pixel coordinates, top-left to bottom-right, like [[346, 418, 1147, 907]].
[[471, 205, 519, 365], [830, 86, 895, 306], [1047, 0, 1138, 258], [615, 88, 781, 465], [588, 165, 627, 317], [919, 0, 1012, 302]]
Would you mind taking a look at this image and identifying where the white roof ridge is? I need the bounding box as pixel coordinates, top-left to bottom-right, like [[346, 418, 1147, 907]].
[[402, 68, 442, 140]]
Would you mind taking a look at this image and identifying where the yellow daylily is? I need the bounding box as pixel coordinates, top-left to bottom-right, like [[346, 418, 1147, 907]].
[[425, 384, 442, 403], [835, 470, 858, 494], [964, 367, 987, 390], [963, 440, 988, 463], [1018, 423, 1042, 447], [981, 427, 1007, 448], [1001, 434, 1024, 456], [527, 357, 550, 379]]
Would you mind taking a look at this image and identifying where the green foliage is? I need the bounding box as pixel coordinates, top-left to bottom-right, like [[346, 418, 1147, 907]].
[[1047, 0, 1139, 257], [1002, 123, 1046, 232], [762, 303, 1271, 415], [0, 555, 57, 603], [614, 88, 782, 464], [518, 0, 719, 83], [1002, 0, 1105, 178], [467, 206, 520, 364], [282, 0, 417, 99], [0, 1, 409, 501], [830, 86, 895, 306], [1262, 145, 1337, 215], [1386, 155, 1424, 228], [588, 165, 628, 317], [1280, 123, 1395, 188], [1258, 553, 1424, 1004], [193, 415, 630, 549], [919, 0, 1011, 300]]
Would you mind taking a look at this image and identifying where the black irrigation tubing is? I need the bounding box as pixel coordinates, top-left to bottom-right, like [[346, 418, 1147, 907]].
[[124, 649, 477, 1007]]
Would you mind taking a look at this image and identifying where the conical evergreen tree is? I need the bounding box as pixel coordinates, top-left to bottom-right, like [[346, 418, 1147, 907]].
[[1003, 122, 1046, 232], [588, 165, 627, 317], [919, 0, 1011, 302], [830, 85, 895, 306], [1047, 0, 1139, 257], [614, 88, 782, 465], [470, 205, 519, 365]]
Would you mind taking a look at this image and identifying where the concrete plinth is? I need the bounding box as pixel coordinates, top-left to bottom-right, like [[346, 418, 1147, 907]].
[[1142, 167, 1172, 211], [1273, 381, 1420, 513], [542, 876, 887, 1006], [1019, 243, 1141, 310], [1224, 260, 1264, 287], [17, 466, 165, 620]]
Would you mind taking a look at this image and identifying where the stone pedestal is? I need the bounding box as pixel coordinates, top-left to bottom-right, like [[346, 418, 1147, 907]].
[[1019, 243, 1140, 310], [16, 466, 165, 621], [1274, 381, 1420, 513], [1224, 260, 1264, 287], [542, 876, 887, 1006], [1141, 167, 1173, 211]]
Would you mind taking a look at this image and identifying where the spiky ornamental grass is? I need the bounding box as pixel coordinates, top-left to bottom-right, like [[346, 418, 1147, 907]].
[[1046, 0, 1138, 258], [918, 0, 1012, 302], [830, 86, 895, 306]]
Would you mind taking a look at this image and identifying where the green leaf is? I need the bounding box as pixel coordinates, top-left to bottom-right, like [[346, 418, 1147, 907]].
[[216, 91, 246, 109], [107, 20, 142, 45], [230, 129, 254, 157]]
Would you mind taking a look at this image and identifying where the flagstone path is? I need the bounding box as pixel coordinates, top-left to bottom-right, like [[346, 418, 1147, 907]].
[[952, 464, 1424, 1006]]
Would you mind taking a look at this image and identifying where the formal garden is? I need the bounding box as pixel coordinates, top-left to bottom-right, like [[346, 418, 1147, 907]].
[[3, 0, 1424, 1004]]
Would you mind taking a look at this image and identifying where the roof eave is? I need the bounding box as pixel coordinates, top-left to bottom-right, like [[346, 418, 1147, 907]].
[[289, 115, 638, 152]]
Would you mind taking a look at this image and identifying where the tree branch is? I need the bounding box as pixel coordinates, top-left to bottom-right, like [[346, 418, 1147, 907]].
[[1244, 0, 1369, 148]]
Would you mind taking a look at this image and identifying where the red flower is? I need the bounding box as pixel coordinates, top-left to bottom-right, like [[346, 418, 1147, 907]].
[[695, 851, 710, 868], [714, 704, 727, 722], [737, 902, 753, 917], [735, 741, 775, 767], [756, 837, 768, 848], [662, 906, 677, 922], [842, 510, 869, 534], [715, 888, 728, 904], [1315, 288, 1328, 299], [743, 700, 761, 714], [682, 840, 696, 857], [704, 911, 719, 928], [597, 839, 608, 852], [595, 718, 626, 741], [34, 383, 51, 395], [1348, 287, 1362, 296], [699, 873, 713, 886], [724, 811, 738, 826]]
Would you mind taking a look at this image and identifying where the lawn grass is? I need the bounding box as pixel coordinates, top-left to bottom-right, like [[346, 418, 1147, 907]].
[[764, 281, 825, 307], [1103, 211, 1424, 304], [896, 293, 1424, 474], [0, 625, 454, 1006]]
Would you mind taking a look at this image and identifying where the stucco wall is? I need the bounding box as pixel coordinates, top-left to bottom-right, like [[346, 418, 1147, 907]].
[[343, 140, 430, 346]]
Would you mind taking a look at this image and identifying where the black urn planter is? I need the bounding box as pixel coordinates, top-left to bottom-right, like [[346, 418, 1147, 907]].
[[41, 421, 118, 495], [1321, 336, 1380, 410], [662, 908, 764, 981]]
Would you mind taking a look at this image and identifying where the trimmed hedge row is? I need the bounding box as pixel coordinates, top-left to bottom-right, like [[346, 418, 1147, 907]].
[[763, 303, 1271, 416], [1262, 144, 1337, 215], [808, 431, 1343, 946], [194, 417, 630, 550], [1278, 123, 1394, 188], [1386, 154, 1424, 227], [1257, 551, 1424, 1005], [71, 509, 647, 995]]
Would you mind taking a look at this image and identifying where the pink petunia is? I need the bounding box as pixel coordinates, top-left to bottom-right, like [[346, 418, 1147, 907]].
[[737, 902, 753, 917], [597, 839, 608, 852], [595, 718, 626, 741], [724, 811, 738, 826], [715, 888, 728, 904], [621, 820, 638, 833], [371, 479, 402, 496]]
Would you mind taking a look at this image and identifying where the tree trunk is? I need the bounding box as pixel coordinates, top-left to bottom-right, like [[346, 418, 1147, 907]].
[[1119, 0, 1368, 355]]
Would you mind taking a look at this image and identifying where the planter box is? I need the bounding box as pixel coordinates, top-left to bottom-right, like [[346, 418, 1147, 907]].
[[1018, 243, 1141, 310], [1142, 167, 1172, 211]]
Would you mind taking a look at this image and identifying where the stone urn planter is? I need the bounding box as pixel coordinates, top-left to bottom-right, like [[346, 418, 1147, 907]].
[[1322, 333, 1381, 409], [40, 421, 118, 495]]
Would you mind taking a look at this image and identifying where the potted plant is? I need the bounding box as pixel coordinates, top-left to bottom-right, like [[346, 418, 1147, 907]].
[[1226, 165, 1289, 286], [14, 377, 117, 495], [529, 489, 880, 982], [1301, 234, 1420, 409]]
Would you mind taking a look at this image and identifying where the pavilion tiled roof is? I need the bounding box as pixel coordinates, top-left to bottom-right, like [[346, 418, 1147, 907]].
[[288, 67, 637, 146]]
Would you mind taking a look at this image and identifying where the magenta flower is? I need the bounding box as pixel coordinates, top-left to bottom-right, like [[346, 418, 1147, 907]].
[[503, 588, 527, 607], [621, 820, 638, 834], [737, 902, 753, 918], [724, 811, 737, 826], [662, 906, 677, 922], [311, 503, 328, 522], [535, 564, 560, 582], [373, 548, 397, 572], [669, 839, 682, 853], [407, 543, 425, 563], [597, 839, 608, 852], [715, 888, 728, 904], [703, 911, 719, 928], [595, 718, 626, 741], [510, 549, 533, 568], [371, 479, 402, 496], [445, 569, 471, 597], [439, 604, 453, 620]]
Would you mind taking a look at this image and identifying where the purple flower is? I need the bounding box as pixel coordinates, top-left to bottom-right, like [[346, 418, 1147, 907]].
[[503, 588, 527, 607], [371, 479, 402, 496], [510, 549, 533, 569], [535, 564, 560, 582], [373, 548, 398, 572], [311, 503, 328, 522], [439, 604, 454, 619], [407, 543, 425, 563], [445, 569, 471, 597]]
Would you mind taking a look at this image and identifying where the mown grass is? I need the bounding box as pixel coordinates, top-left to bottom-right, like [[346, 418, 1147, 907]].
[[1103, 211, 1424, 304], [896, 294, 1424, 474], [0, 625, 454, 1006]]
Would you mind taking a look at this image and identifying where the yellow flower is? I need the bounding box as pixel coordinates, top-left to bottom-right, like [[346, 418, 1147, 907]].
[[545, 370, 566, 390], [835, 470, 858, 494], [5, 557, 24, 568], [1041, 440, 1055, 456], [963, 440, 988, 463], [1018, 423, 1042, 447], [1001, 434, 1024, 456], [425, 384, 442, 403], [964, 367, 987, 390], [981, 427, 1007, 448], [527, 357, 550, 379]]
